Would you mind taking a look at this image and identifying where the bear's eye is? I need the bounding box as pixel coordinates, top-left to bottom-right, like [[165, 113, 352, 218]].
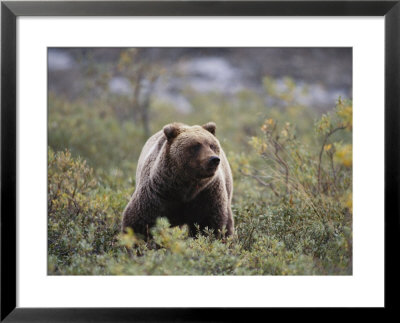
[[190, 143, 201, 154], [210, 144, 218, 152]]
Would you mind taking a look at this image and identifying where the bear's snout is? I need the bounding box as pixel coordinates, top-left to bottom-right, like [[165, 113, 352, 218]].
[[208, 156, 220, 168]]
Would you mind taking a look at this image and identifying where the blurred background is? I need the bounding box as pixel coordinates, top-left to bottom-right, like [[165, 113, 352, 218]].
[[48, 48, 353, 275], [49, 47, 351, 113]]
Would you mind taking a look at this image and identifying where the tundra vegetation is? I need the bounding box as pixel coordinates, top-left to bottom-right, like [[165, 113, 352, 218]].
[[48, 50, 352, 275]]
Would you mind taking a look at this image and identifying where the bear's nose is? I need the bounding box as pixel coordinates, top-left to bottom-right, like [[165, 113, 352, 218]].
[[208, 156, 220, 167]]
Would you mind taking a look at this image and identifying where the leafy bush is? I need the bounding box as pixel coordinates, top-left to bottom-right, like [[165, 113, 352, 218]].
[[48, 148, 131, 274]]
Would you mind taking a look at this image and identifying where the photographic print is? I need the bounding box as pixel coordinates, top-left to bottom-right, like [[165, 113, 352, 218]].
[[47, 47, 352, 275]]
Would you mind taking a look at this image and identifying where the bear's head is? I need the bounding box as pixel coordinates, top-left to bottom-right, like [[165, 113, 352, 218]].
[[163, 122, 221, 179]]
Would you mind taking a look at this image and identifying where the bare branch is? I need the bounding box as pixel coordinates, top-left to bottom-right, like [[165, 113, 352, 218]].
[[317, 126, 345, 193]]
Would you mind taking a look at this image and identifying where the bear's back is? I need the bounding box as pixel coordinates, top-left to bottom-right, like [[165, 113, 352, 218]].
[[219, 149, 233, 201], [135, 130, 166, 188]]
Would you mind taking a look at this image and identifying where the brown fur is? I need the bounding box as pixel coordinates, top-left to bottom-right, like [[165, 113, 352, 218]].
[[122, 122, 234, 238]]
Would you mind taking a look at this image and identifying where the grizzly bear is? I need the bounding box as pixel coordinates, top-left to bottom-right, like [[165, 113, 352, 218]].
[[122, 122, 234, 239]]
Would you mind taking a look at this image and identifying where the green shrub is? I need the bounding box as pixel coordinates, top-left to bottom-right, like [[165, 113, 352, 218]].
[[48, 148, 131, 274]]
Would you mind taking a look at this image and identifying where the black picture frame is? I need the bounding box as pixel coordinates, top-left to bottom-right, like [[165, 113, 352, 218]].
[[1, 1, 399, 321]]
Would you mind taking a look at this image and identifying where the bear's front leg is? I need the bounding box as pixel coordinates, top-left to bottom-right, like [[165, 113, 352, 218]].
[[185, 185, 233, 238], [122, 189, 163, 240], [122, 204, 155, 240]]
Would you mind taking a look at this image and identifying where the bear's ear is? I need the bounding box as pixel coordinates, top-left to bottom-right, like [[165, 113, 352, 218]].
[[202, 122, 216, 136], [163, 124, 180, 140]]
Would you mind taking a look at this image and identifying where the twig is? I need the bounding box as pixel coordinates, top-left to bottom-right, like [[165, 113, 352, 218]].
[[239, 169, 280, 197], [272, 139, 289, 194], [317, 126, 345, 193]]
